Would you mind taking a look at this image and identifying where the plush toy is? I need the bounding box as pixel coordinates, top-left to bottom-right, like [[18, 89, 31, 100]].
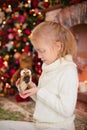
[[18, 68, 32, 92], [11, 53, 33, 86]]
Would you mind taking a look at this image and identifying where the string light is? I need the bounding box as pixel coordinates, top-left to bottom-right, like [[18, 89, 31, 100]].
[[28, 0, 31, 8], [4, 55, 9, 61], [5, 83, 11, 89], [31, 9, 34, 12], [26, 42, 29, 45], [22, 49, 24, 52], [18, 29, 22, 36], [14, 49, 17, 52], [33, 13, 36, 17], [8, 5, 12, 12], [3, 21, 6, 24], [10, 41, 14, 44], [18, 29, 22, 33], [1, 77, 4, 80], [33, 22, 36, 25], [38, 12, 41, 15], [25, 3, 29, 8], [44, 0, 48, 2], [3, 61, 8, 67]]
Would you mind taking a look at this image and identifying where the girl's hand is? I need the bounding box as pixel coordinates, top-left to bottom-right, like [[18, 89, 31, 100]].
[[19, 81, 39, 99], [15, 78, 20, 88]]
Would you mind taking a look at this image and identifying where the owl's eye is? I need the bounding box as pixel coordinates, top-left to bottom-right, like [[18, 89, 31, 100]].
[[27, 69, 31, 75], [21, 70, 25, 76]]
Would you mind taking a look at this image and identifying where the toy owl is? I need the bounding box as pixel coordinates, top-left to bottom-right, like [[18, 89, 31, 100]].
[[18, 68, 32, 92]]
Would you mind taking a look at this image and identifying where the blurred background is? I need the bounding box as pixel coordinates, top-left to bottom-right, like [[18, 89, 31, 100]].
[[0, 0, 87, 129]]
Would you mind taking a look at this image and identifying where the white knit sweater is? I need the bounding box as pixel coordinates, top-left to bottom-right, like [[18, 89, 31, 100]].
[[32, 55, 78, 130]]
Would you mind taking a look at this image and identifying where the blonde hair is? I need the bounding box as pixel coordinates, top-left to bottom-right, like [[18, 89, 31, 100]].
[[30, 21, 77, 58]]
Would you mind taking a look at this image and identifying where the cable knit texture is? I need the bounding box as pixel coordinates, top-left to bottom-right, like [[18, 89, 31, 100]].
[[33, 55, 78, 130]]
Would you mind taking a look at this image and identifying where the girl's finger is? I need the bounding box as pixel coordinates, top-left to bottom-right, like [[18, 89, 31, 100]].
[[19, 92, 31, 98], [16, 78, 20, 87], [29, 81, 36, 87]]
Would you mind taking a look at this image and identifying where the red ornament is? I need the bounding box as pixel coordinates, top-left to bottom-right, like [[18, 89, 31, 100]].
[[15, 59, 19, 65], [35, 62, 42, 75], [9, 88, 15, 95], [8, 33, 14, 40], [24, 44, 29, 53], [9, 69, 16, 76], [31, 0, 39, 8], [70, 0, 80, 4], [4, 73, 10, 79], [8, 28, 13, 33], [0, 30, 8, 45], [25, 29, 31, 35], [33, 53, 39, 62], [43, 2, 49, 8], [13, 7, 19, 12], [23, 38, 27, 42], [36, 20, 41, 25], [0, 57, 4, 68], [32, 77, 38, 84], [15, 94, 30, 102], [18, 15, 26, 23]]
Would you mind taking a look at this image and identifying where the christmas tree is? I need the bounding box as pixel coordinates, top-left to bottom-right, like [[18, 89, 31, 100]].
[[0, 0, 45, 96], [0, 0, 84, 97]]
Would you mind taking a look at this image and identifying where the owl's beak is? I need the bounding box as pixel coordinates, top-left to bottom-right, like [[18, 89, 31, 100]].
[[23, 76, 30, 83]]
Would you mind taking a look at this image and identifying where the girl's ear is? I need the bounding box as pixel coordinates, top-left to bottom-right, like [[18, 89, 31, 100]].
[[55, 41, 62, 51]]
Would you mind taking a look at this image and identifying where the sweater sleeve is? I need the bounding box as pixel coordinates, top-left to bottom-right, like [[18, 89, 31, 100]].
[[37, 66, 79, 117]]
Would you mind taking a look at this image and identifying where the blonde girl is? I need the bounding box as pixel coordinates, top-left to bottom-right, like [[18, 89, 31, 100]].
[[18, 21, 78, 130]]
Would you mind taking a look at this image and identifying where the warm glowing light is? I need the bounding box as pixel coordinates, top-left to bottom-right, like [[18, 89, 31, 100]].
[[14, 49, 17, 52], [3, 61, 8, 67], [22, 49, 24, 52], [28, 35, 30, 39], [5, 83, 9, 88], [1, 77, 4, 80], [28, 0, 31, 3], [18, 29, 22, 33], [4, 55, 9, 61], [33, 13, 36, 16], [25, 3, 28, 8], [3, 21, 6, 24], [26, 42, 29, 45], [44, 0, 48, 2], [32, 9, 34, 12], [5, 83, 11, 88], [8, 5, 12, 12], [33, 22, 36, 25], [38, 12, 41, 15], [8, 5, 11, 8], [18, 29, 22, 36], [84, 80, 87, 86], [10, 41, 14, 44]]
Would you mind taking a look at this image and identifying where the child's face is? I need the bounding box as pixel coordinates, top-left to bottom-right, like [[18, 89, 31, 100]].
[[33, 40, 60, 65]]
